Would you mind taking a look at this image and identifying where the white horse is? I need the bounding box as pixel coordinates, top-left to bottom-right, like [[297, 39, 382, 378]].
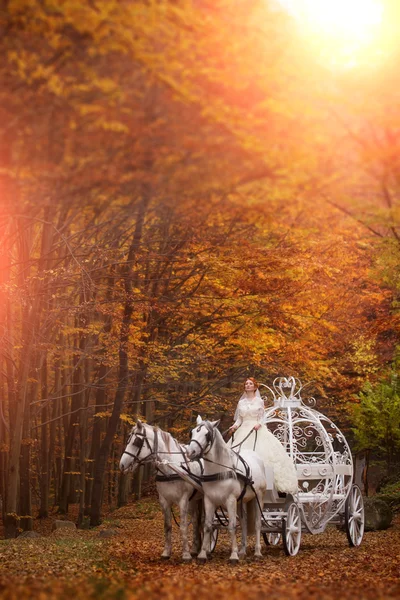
[[186, 416, 267, 564], [119, 420, 203, 561]]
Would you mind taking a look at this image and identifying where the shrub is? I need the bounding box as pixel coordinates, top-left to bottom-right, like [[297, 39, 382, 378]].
[[376, 480, 400, 512]]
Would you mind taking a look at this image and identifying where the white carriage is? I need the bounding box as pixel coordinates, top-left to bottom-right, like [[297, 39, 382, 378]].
[[212, 376, 365, 556]]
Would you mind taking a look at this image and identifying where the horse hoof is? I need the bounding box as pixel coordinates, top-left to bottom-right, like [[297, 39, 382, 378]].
[[197, 557, 207, 565], [182, 555, 192, 562], [254, 554, 263, 561], [229, 558, 240, 565], [161, 555, 170, 560]]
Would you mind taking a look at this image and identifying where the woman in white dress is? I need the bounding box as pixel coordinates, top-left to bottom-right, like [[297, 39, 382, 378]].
[[228, 378, 298, 494]]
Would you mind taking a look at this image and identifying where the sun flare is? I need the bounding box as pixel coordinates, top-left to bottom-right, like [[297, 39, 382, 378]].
[[288, 0, 384, 66], [295, 0, 383, 40]]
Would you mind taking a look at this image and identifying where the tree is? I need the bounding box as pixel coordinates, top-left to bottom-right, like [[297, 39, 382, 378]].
[[351, 371, 400, 472], [1, 0, 399, 534]]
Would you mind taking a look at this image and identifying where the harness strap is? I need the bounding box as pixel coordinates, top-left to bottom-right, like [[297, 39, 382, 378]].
[[198, 451, 253, 495], [179, 463, 204, 487], [123, 427, 203, 495], [235, 452, 252, 482], [189, 438, 204, 455], [215, 508, 229, 527], [153, 425, 159, 462], [200, 472, 237, 482], [232, 452, 254, 501], [155, 474, 183, 482], [188, 487, 198, 502], [122, 449, 138, 459], [122, 428, 153, 467], [155, 458, 203, 486], [156, 436, 203, 493]]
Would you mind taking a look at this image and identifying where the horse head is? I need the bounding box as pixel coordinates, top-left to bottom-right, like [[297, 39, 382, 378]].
[[119, 420, 155, 473], [186, 416, 220, 460]]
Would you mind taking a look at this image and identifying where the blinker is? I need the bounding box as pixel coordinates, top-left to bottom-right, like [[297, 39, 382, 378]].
[[133, 437, 144, 449]]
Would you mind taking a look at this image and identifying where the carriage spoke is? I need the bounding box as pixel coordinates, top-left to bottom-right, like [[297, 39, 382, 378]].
[[345, 485, 364, 547], [283, 503, 301, 557], [353, 493, 361, 512]]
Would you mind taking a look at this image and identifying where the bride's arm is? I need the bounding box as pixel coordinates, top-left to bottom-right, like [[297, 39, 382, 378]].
[[254, 396, 265, 430], [230, 401, 243, 431]]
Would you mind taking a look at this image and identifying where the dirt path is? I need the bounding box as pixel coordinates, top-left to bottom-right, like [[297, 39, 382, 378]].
[[0, 500, 399, 599]]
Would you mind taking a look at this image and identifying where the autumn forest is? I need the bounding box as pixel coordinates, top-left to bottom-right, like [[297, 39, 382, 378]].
[[0, 0, 400, 559]]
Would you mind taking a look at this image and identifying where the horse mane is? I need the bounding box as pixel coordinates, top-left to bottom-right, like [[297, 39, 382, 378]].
[[142, 423, 180, 453], [204, 420, 229, 464], [160, 429, 180, 453]]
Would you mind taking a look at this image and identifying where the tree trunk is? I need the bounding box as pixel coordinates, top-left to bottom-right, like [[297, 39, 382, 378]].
[[6, 345, 32, 537], [85, 272, 115, 516], [77, 403, 87, 527], [49, 357, 60, 507], [59, 301, 90, 513], [132, 467, 143, 501], [90, 196, 149, 526], [6, 260, 34, 538], [118, 423, 131, 508], [6, 206, 56, 536], [0, 360, 7, 523], [90, 342, 132, 526], [363, 449, 370, 498], [39, 355, 49, 518], [118, 472, 131, 508]]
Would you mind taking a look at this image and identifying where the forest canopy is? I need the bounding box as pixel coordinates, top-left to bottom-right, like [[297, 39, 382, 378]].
[[0, 0, 399, 536]]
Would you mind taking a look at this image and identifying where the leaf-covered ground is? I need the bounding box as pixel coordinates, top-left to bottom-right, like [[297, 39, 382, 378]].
[[0, 499, 399, 600]]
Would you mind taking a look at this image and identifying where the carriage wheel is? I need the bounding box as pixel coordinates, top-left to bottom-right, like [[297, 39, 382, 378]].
[[209, 528, 219, 553], [200, 526, 219, 554], [345, 484, 364, 547], [282, 502, 301, 556], [262, 532, 281, 546]]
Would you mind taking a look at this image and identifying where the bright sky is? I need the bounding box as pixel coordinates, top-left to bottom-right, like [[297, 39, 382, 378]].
[[280, 0, 385, 67]]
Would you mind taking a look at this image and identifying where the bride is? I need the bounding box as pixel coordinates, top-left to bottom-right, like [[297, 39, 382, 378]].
[[228, 377, 298, 494]]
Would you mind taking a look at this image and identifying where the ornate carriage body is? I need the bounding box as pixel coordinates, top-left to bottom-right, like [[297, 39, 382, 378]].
[[263, 376, 353, 533], [256, 376, 364, 554]]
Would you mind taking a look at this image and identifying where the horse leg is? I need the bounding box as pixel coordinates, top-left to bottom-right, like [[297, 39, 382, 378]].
[[197, 496, 214, 564], [226, 496, 239, 564], [179, 495, 192, 562], [159, 496, 172, 559], [190, 498, 202, 557], [239, 501, 247, 559], [254, 495, 263, 559]]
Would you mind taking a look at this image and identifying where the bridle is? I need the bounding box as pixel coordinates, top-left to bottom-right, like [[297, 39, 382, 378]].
[[188, 421, 255, 502], [122, 426, 159, 469], [189, 422, 215, 458]]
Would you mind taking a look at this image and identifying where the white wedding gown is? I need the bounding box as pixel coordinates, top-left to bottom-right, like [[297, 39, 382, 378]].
[[228, 395, 298, 494]]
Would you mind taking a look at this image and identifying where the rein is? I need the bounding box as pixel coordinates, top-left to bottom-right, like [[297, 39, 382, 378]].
[[230, 427, 258, 451], [199, 452, 253, 500], [190, 422, 215, 458], [122, 426, 157, 468], [190, 422, 254, 498], [123, 425, 202, 487]]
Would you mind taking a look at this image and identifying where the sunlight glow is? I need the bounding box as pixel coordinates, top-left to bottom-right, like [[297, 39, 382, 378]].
[[285, 0, 385, 67], [297, 0, 383, 41]]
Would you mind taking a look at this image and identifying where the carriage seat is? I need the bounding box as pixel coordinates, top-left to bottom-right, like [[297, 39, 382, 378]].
[[263, 465, 284, 504], [264, 465, 275, 490]]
